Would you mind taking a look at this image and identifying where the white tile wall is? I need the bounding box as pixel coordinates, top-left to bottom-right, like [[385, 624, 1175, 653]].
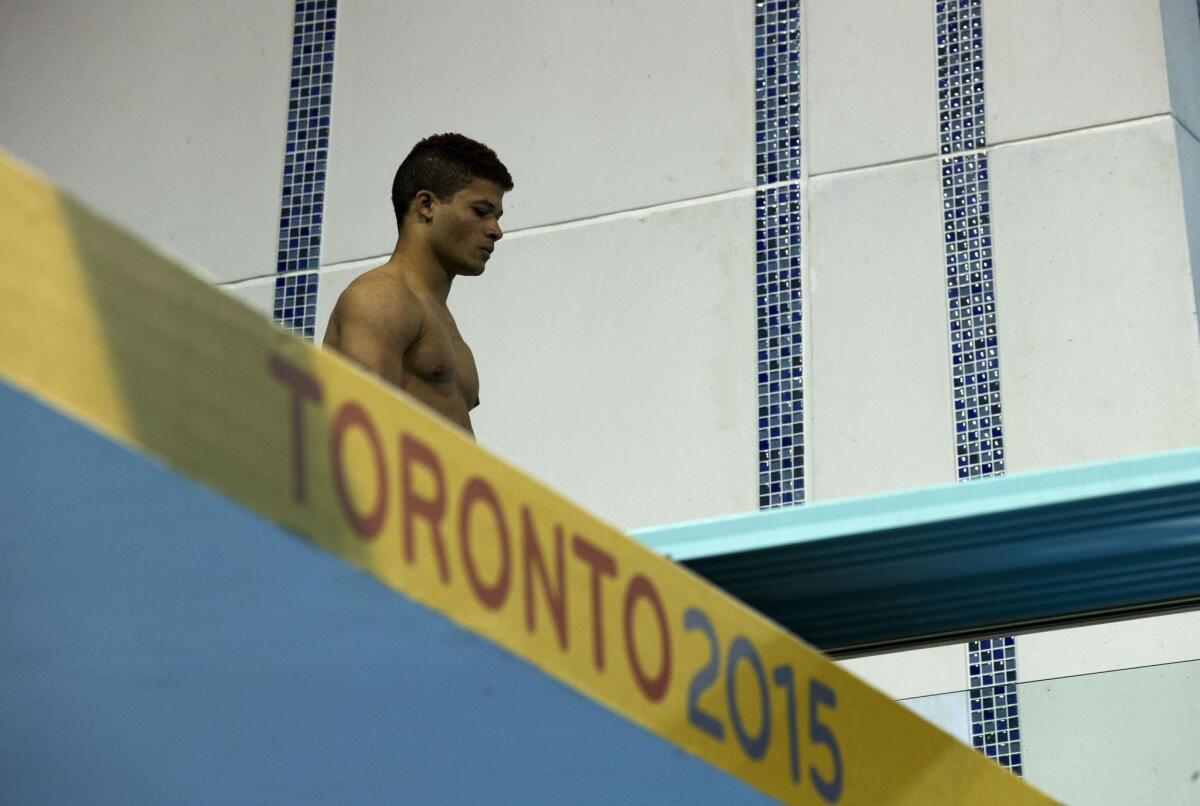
[[317, 194, 757, 531], [990, 117, 1200, 473], [899, 690, 972, 746], [837, 642, 968, 700], [805, 158, 957, 502], [984, 0, 1172, 146], [1020, 660, 1200, 805], [1017, 610, 1200, 682], [322, 0, 753, 265], [220, 275, 281, 323], [0, 1, 293, 284], [1178, 121, 1200, 315], [804, 0, 939, 176], [1161, 0, 1200, 139]]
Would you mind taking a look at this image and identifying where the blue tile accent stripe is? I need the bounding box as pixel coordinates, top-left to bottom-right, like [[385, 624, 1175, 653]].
[[936, 1, 985, 155], [755, 0, 804, 510], [943, 151, 1003, 480], [969, 637, 1022, 775], [273, 271, 320, 338], [935, 0, 1021, 776], [756, 186, 804, 508], [755, 1, 802, 185], [274, 0, 338, 340]]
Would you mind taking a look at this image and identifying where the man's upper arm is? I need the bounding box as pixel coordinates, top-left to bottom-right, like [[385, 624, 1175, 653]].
[[325, 281, 420, 377]]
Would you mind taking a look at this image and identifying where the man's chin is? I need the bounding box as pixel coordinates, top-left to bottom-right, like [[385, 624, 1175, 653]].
[[452, 261, 487, 278]]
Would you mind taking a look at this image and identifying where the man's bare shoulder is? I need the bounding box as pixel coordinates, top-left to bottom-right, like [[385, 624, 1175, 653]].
[[330, 267, 423, 339]]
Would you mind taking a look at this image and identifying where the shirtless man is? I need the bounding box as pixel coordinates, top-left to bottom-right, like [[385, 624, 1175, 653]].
[[323, 134, 512, 438]]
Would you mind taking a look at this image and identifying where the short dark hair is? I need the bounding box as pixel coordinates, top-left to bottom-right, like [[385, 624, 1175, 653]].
[[391, 133, 513, 229]]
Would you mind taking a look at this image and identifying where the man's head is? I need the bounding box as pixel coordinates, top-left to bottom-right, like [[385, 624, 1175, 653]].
[[392, 133, 513, 275]]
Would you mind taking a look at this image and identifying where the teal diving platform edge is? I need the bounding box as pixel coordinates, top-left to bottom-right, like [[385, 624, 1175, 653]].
[[632, 450, 1200, 653]]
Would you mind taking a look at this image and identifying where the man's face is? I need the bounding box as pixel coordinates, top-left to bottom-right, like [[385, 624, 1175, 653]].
[[430, 178, 505, 276]]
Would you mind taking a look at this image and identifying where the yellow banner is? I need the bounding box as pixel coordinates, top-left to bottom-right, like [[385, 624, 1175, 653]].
[[0, 151, 1053, 804]]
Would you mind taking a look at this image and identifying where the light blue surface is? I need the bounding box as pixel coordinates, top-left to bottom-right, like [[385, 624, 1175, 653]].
[[0, 381, 771, 805], [633, 446, 1200, 561]]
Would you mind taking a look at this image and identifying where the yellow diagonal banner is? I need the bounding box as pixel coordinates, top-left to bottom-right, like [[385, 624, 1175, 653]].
[[0, 151, 1053, 805]]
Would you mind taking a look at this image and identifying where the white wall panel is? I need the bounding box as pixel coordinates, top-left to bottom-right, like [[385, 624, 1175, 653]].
[[1161, 0, 1200, 139], [990, 117, 1200, 472], [322, 0, 753, 265], [837, 642, 969, 700], [900, 691, 972, 746], [984, 0, 1171, 146], [1021, 661, 1200, 805], [0, 1, 293, 283], [221, 276, 281, 323], [317, 195, 756, 531], [1017, 610, 1200, 683], [806, 159, 957, 501], [805, 0, 938, 176], [1179, 122, 1200, 315]]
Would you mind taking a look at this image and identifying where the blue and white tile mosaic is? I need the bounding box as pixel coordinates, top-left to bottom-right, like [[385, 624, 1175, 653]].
[[755, 0, 804, 510], [756, 186, 804, 508], [274, 0, 337, 340], [968, 637, 1022, 775], [936, 0, 985, 155], [942, 152, 1004, 481], [755, 0, 802, 185], [935, 0, 1021, 777], [273, 271, 319, 340]]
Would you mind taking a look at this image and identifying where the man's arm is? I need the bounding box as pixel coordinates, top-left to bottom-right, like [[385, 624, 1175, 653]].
[[323, 278, 421, 385]]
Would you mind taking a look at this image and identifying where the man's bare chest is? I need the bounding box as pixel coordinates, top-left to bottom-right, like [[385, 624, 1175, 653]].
[[405, 314, 479, 405]]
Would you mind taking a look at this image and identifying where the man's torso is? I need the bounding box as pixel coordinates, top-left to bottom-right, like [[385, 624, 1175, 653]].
[[325, 269, 479, 434]]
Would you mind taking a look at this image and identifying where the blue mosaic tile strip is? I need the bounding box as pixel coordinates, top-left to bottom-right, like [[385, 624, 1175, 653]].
[[755, 0, 804, 510], [936, 0, 985, 155], [274, 0, 337, 340], [943, 152, 1004, 481], [968, 637, 1022, 775], [273, 271, 319, 340], [755, 0, 801, 185], [756, 186, 804, 509], [935, 0, 1021, 777]]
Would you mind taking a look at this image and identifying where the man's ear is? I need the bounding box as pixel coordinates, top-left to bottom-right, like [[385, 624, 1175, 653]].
[[413, 189, 437, 223]]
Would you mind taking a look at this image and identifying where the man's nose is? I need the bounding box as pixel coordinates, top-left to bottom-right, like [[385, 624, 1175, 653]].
[[489, 223, 503, 241]]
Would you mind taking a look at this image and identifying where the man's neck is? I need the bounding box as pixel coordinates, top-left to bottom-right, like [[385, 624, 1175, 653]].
[[386, 236, 454, 305]]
